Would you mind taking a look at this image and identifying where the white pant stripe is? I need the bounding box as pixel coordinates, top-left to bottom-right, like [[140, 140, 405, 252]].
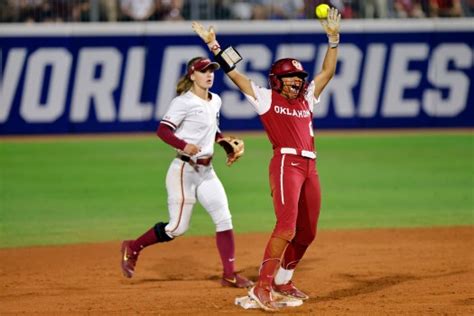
[[280, 154, 286, 205]]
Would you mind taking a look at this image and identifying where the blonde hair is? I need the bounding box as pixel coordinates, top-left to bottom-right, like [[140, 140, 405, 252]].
[[176, 57, 202, 95], [176, 76, 193, 95]]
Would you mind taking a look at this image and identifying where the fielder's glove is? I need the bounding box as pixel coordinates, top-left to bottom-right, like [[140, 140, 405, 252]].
[[217, 136, 244, 166]]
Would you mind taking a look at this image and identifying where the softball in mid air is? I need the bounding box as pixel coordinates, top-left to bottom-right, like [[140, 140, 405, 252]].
[[315, 4, 330, 19]]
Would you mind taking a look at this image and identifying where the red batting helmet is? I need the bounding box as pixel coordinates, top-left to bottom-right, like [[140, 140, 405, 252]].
[[268, 58, 308, 93]]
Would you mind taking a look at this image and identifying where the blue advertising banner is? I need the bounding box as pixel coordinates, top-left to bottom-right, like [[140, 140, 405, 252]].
[[1, 20, 473, 134]]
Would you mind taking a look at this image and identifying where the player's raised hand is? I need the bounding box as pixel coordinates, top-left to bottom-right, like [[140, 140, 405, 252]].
[[320, 7, 341, 36], [192, 21, 216, 44]]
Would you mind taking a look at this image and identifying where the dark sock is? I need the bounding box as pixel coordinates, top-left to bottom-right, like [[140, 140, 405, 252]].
[[216, 229, 235, 278], [131, 227, 158, 253]]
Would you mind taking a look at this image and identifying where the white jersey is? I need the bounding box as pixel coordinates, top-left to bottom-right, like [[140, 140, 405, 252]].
[[161, 90, 221, 158], [160, 90, 232, 238]]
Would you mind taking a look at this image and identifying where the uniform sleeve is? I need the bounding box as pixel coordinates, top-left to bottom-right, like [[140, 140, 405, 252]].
[[156, 123, 187, 150], [304, 80, 320, 113], [242, 81, 273, 115], [161, 97, 187, 130]]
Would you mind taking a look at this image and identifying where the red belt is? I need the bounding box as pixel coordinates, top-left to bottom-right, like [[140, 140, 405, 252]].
[[177, 154, 213, 166], [196, 157, 212, 166]]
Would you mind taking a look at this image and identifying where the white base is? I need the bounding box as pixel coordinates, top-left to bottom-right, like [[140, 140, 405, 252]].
[[234, 295, 303, 309]]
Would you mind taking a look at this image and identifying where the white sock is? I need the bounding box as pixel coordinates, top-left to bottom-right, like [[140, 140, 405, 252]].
[[274, 266, 294, 285]]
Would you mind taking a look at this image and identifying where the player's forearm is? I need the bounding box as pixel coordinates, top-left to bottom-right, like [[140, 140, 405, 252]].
[[193, 21, 254, 97], [314, 7, 341, 97], [320, 46, 338, 79], [206, 39, 242, 84], [157, 123, 187, 150], [206, 40, 255, 98], [313, 47, 337, 98], [313, 38, 338, 98], [227, 70, 254, 97]]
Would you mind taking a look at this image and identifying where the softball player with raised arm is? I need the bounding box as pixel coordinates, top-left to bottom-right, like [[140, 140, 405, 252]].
[[193, 7, 341, 311], [120, 57, 252, 289]]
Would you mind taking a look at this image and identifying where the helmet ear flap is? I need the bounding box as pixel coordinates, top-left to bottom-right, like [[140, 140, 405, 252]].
[[269, 74, 282, 91]]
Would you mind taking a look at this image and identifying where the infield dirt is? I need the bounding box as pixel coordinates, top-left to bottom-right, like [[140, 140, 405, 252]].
[[1, 226, 473, 315]]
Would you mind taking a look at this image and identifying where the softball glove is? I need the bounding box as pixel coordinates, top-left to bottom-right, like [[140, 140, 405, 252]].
[[217, 136, 244, 166]]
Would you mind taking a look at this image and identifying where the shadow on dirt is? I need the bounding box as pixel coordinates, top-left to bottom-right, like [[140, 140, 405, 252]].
[[313, 270, 468, 302]]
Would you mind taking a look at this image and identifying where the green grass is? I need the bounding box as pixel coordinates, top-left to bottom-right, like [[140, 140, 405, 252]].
[[0, 131, 473, 248]]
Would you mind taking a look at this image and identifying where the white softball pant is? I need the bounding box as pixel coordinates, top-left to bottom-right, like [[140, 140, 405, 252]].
[[164, 158, 233, 238]]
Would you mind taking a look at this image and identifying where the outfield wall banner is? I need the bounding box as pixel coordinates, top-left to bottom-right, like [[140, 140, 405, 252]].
[[1, 20, 473, 134]]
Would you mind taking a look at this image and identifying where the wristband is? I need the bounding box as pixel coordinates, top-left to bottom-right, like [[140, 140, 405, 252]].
[[214, 46, 243, 73], [328, 34, 340, 48], [207, 40, 221, 52]]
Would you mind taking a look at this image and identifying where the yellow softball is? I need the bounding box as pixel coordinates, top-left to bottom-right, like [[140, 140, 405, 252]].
[[315, 4, 330, 19]]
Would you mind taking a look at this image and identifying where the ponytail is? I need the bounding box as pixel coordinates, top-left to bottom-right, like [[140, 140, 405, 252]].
[[176, 75, 193, 95]]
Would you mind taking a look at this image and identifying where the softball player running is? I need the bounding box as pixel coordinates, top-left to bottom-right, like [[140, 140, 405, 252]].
[[120, 57, 252, 289], [193, 7, 341, 311]]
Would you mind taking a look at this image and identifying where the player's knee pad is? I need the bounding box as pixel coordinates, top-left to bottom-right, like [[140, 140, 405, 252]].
[[272, 227, 296, 242], [215, 217, 233, 232], [154, 222, 173, 242]]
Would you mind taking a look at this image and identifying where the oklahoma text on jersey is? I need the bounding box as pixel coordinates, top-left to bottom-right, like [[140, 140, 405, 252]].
[[274, 105, 311, 118]]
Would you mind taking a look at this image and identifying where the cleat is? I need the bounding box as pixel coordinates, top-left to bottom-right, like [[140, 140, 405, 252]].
[[248, 285, 279, 312], [121, 240, 139, 278], [221, 273, 254, 288], [272, 281, 309, 300]]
